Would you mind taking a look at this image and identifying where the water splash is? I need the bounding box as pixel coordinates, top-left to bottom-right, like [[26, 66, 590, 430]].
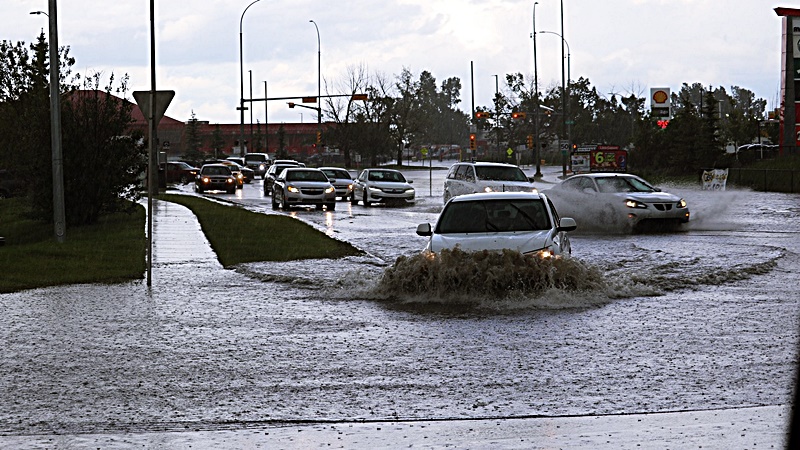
[[371, 248, 609, 308]]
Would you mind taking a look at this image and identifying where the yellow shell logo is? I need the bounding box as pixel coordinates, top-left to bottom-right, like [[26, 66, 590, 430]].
[[652, 90, 668, 104]]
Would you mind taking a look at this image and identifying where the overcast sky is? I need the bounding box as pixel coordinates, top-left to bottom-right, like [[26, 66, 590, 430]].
[[2, 1, 786, 125]]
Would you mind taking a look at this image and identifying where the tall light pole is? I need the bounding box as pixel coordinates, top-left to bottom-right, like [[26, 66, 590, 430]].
[[531, 1, 542, 177], [540, 30, 571, 176], [248, 69, 254, 147], [239, 0, 261, 157], [559, 0, 567, 177], [309, 20, 321, 149], [263, 80, 269, 153], [493, 74, 500, 159], [31, 6, 66, 243]]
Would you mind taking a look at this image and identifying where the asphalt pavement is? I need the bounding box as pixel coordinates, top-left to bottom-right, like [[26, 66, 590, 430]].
[[1, 168, 796, 449], [10, 192, 792, 449]]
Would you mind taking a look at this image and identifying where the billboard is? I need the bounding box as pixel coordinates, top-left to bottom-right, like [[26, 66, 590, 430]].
[[590, 146, 627, 172]]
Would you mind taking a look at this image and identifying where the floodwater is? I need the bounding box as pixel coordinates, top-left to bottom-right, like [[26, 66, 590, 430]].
[[0, 164, 798, 444]]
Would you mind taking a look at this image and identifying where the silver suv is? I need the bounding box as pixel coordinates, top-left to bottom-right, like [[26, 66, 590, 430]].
[[443, 162, 537, 203]]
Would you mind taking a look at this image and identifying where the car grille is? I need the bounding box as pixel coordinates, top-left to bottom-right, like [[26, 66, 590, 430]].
[[301, 188, 325, 195], [653, 203, 674, 211], [383, 188, 406, 193]]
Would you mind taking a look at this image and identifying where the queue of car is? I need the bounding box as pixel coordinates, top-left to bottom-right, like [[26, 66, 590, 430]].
[[185, 155, 687, 256]]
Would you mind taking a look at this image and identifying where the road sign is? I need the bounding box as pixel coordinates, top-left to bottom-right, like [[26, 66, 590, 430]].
[[133, 90, 175, 125], [421, 147, 429, 157], [507, 148, 513, 156], [565, 120, 575, 125], [302, 96, 317, 103]]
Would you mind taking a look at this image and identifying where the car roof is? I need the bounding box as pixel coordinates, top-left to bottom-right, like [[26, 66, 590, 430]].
[[319, 166, 350, 171], [283, 167, 321, 172], [449, 191, 546, 203], [364, 168, 400, 172], [455, 161, 520, 168], [569, 172, 636, 178]]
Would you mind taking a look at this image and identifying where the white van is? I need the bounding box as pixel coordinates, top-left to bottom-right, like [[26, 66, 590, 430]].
[[443, 162, 537, 203]]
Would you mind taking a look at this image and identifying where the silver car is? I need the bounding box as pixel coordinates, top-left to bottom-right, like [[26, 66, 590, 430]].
[[416, 192, 576, 258], [319, 167, 354, 201], [547, 173, 690, 232], [443, 161, 537, 203], [351, 168, 415, 206], [271, 167, 336, 210]]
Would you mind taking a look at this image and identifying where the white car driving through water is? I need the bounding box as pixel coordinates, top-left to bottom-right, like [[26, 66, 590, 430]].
[[416, 192, 576, 258], [546, 173, 690, 233], [443, 161, 537, 203]]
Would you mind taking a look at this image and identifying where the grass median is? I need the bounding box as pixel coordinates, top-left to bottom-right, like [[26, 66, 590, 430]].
[[159, 194, 362, 266], [0, 195, 362, 293], [0, 198, 147, 293]]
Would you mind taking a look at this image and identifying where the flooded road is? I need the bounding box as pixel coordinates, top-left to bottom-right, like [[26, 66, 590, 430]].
[[0, 164, 798, 441]]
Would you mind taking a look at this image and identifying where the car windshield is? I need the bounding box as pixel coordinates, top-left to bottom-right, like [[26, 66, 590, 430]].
[[475, 166, 528, 182], [272, 165, 295, 175], [245, 155, 267, 163], [436, 199, 550, 233], [322, 169, 351, 180], [285, 170, 328, 182], [201, 166, 230, 176], [367, 170, 405, 182], [596, 176, 655, 193]]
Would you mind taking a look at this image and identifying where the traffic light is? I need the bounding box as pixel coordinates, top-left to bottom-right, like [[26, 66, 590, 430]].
[[288, 102, 296, 108], [316, 131, 322, 144], [511, 111, 527, 119], [475, 111, 492, 119], [526, 135, 533, 149], [469, 133, 476, 150]]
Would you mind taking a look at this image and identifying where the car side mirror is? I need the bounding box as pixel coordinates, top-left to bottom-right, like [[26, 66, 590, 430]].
[[653, 187, 662, 192], [408, 180, 414, 184], [416, 223, 433, 236], [557, 217, 577, 232], [528, 177, 536, 183]]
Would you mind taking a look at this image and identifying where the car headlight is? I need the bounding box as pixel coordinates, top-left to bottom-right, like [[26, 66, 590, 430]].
[[202, 177, 210, 184], [531, 188, 538, 194], [369, 187, 382, 193], [226, 178, 234, 184], [405, 188, 415, 194], [325, 186, 335, 194], [625, 199, 647, 209], [347, 184, 353, 191], [236, 173, 243, 180], [678, 199, 687, 208], [259, 164, 266, 170], [484, 186, 494, 193], [287, 186, 300, 193], [527, 248, 555, 259]]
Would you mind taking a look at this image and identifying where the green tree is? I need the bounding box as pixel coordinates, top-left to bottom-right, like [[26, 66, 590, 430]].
[[210, 123, 225, 159], [182, 110, 205, 163], [0, 34, 144, 226]]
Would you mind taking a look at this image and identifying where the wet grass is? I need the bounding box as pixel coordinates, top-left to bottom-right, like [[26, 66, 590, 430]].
[[159, 194, 362, 266], [0, 198, 146, 293]]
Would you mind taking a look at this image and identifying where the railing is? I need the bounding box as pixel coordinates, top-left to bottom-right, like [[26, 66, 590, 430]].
[[725, 168, 800, 193]]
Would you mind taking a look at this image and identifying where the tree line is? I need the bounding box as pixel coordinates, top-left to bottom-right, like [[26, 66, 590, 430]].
[[0, 33, 778, 226], [0, 33, 143, 226]]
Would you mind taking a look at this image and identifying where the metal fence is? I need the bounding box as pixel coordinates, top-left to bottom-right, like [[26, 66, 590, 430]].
[[725, 168, 800, 193]]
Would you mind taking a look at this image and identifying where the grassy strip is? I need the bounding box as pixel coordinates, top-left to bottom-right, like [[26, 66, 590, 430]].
[[159, 194, 362, 266], [0, 198, 146, 294]]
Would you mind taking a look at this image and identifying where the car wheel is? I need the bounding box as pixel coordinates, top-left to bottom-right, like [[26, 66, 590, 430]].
[[180, 175, 189, 184], [280, 193, 290, 210], [316, 203, 324, 210], [350, 192, 358, 205], [327, 202, 336, 211], [271, 195, 279, 210], [363, 192, 371, 206], [227, 187, 236, 194], [197, 187, 204, 194]]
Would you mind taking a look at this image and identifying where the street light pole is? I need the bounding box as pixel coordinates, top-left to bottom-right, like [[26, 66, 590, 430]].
[[32, 7, 66, 243], [560, 0, 567, 177], [239, 0, 261, 157], [248, 69, 254, 148], [310, 20, 321, 149], [493, 74, 500, 159], [531, 1, 541, 177]]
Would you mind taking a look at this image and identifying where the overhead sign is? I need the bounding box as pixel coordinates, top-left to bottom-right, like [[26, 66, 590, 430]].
[[133, 90, 175, 125], [302, 96, 317, 103]]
